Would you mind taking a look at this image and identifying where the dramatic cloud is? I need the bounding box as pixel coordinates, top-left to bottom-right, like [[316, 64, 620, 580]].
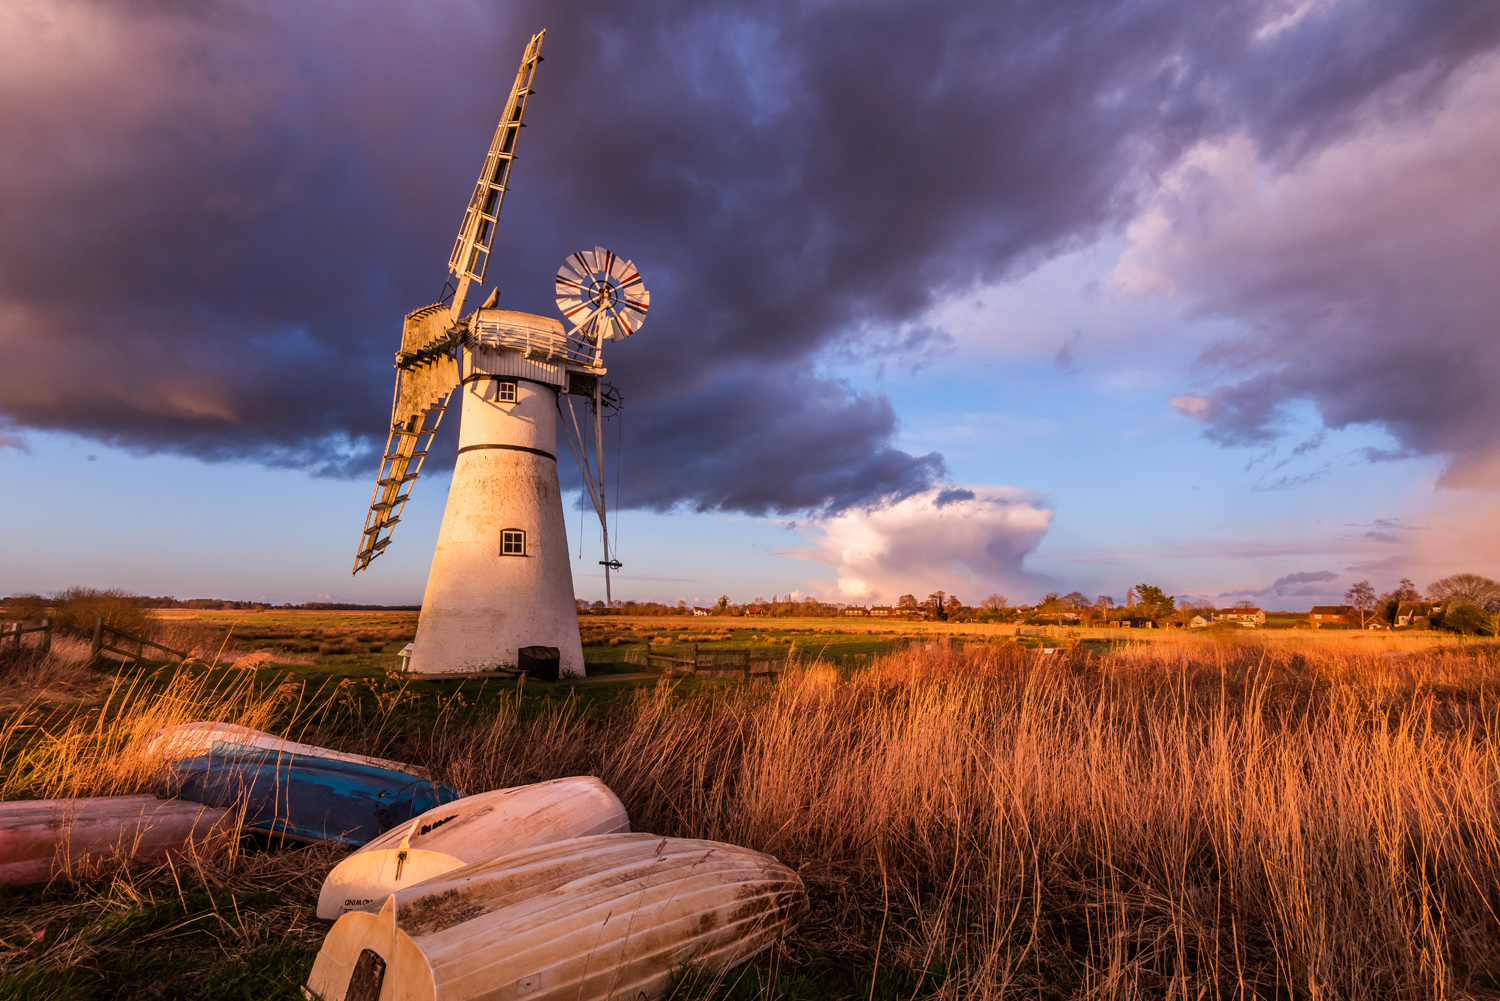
[[1118, 56, 1500, 485], [3, 0, 1497, 514], [1252, 569, 1339, 599], [794, 486, 1053, 604]]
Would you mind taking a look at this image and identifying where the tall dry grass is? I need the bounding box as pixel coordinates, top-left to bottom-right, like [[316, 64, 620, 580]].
[[4, 637, 1498, 997], [429, 641, 1500, 999], [0, 665, 425, 803]]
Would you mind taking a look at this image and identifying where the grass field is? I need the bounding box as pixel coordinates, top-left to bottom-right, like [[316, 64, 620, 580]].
[[2, 612, 1497, 1000]]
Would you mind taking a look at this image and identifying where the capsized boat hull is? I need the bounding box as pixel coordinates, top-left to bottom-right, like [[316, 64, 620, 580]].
[[170, 747, 461, 845], [317, 776, 629, 919], [141, 722, 431, 779], [305, 833, 807, 1001], [0, 795, 234, 885]]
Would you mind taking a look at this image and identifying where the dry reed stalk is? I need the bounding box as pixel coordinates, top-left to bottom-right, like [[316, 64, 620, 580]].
[[0, 668, 306, 801], [5, 638, 1498, 998], [426, 644, 1500, 999]]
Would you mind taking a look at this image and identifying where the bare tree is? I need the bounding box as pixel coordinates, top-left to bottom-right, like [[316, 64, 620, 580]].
[[1427, 573, 1500, 607], [1345, 580, 1376, 627], [981, 594, 1007, 610]]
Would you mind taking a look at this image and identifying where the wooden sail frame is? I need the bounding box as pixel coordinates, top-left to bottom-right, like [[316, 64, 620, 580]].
[[352, 32, 545, 575]]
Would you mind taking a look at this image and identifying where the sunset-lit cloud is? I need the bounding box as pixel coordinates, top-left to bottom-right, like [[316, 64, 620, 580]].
[[4, 0, 1500, 605], [793, 487, 1053, 605], [4, 0, 1495, 515], [1117, 57, 1500, 479]]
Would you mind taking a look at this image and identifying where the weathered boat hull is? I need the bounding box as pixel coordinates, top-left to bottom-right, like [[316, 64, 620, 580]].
[[317, 776, 629, 919], [0, 795, 234, 885], [170, 747, 461, 845], [141, 722, 431, 779], [305, 833, 807, 1001]]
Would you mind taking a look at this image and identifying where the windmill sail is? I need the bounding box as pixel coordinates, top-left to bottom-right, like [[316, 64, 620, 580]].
[[448, 30, 546, 317], [353, 306, 462, 574], [352, 32, 546, 575]]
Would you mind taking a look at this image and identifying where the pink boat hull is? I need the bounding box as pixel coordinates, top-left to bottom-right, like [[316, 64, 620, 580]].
[[0, 795, 235, 885]]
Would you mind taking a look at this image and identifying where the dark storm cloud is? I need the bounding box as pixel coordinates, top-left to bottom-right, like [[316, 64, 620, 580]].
[[1133, 54, 1500, 484], [1264, 570, 1339, 597], [1220, 569, 1339, 600], [3, 0, 1498, 513]]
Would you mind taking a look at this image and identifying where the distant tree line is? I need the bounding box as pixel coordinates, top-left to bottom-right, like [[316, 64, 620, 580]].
[[13, 573, 1500, 635], [1, 588, 420, 637]]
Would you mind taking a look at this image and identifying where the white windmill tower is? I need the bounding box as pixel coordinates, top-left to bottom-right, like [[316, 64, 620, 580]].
[[352, 30, 648, 678]]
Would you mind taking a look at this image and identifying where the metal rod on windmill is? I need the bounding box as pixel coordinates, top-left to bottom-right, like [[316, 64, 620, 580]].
[[555, 249, 649, 605], [350, 28, 649, 678]]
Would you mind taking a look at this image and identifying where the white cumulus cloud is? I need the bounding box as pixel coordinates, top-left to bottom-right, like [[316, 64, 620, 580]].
[[791, 486, 1053, 604]]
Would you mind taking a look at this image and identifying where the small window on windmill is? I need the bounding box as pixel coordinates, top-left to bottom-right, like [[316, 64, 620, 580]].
[[501, 529, 526, 556], [496, 379, 517, 403]]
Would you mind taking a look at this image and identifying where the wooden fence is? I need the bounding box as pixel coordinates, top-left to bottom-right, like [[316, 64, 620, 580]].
[[90, 618, 187, 666], [645, 645, 781, 680], [1, 618, 52, 656]]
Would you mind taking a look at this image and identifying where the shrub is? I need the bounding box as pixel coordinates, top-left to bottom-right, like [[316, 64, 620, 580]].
[[1444, 602, 1488, 635], [2, 593, 47, 621], [49, 586, 149, 637]]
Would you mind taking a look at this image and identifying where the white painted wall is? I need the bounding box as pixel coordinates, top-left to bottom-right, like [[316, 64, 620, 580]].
[[408, 344, 585, 677]]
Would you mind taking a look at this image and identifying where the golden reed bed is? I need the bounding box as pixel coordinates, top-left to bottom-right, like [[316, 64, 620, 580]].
[[4, 634, 1498, 999]]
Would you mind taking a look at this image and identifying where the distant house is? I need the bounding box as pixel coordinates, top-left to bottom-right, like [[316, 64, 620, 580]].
[[1120, 617, 1155, 629], [1213, 608, 1266, 628], [870, 606, 893, 617], [692, 607, 712, 617], [1189, 614, 1211, 629], [841, 606, 868, 617], [1309, 605, 1352, 628], [743, 605, 769, 618], [1394, 601, 1438, 628]]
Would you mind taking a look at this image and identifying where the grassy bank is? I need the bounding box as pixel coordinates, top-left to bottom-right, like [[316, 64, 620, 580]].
[[2, 626, 1498, 999]]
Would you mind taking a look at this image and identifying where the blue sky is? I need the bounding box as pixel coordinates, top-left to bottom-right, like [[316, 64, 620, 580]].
[[0, 239, 1469, 610], [3, 1, 1500, 610]]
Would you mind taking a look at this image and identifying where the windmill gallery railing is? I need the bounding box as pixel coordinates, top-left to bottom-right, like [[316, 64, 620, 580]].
[[468, 312, 601, 369]]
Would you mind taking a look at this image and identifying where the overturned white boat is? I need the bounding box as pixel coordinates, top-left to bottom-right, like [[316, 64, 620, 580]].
[[140, 721, 431, 779], [316, 776, 629, 919], [305, 833, 807, 1001], [0, 795, 234, 885]]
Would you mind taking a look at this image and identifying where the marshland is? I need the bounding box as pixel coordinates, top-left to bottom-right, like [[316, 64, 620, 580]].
[[2, 608, 1497, 1000]]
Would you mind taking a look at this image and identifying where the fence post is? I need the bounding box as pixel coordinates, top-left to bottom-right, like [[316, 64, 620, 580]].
[[91, 617, 104, 660], [39, 618, 51, 656]]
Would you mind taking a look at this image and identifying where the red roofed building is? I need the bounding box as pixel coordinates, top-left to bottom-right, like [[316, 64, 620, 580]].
[[1309, 605, 1352, 629]]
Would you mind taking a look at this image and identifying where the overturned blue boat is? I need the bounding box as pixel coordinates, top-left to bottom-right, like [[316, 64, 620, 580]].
[[169, 743, 462, 845]]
